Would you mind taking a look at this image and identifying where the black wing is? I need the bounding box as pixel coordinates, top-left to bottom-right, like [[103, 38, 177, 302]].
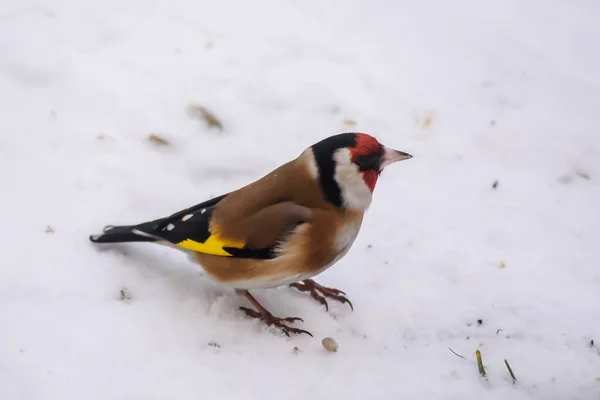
[[145, 193, 277, 259]]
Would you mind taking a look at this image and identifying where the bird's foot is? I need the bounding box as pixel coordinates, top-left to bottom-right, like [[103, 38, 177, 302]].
[[239, 307, 313, 337], [236, 290, 312, 337], [289, 279, 353, 311]]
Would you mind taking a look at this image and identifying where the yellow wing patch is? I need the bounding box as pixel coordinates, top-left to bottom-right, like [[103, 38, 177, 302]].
[[176, 234, 245, 256]]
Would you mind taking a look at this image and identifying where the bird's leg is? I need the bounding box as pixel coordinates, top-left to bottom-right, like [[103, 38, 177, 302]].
[[289, 279, 353, 311], [236, 290, 313, 337]]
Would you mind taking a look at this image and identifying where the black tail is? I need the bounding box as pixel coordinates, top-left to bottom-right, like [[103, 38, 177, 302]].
[[89, 221, 161, 244]]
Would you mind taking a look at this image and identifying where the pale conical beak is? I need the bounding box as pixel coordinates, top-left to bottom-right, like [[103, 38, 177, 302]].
[[380, 147, 413, 169]]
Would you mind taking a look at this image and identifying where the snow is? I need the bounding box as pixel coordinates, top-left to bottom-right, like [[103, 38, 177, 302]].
[[1, 0, 600, 399]]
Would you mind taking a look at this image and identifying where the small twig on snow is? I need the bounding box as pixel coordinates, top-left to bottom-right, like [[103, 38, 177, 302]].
[[476, 350, 487, 378], [504, 359, 517, 384], [449, 347, 466, 359]]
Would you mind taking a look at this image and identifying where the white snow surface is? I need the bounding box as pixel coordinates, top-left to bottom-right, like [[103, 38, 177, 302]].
[[1, 0, 600, 399]]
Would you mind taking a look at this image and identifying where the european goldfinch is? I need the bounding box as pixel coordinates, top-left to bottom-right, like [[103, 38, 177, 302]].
[[90, 132, 412, 336]]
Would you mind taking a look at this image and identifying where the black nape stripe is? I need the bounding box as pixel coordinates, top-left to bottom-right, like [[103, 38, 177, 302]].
[[311, 133, 357, 208]]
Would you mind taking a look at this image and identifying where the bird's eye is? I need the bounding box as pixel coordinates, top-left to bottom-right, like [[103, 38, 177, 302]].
[[354, 153, 381, 172]]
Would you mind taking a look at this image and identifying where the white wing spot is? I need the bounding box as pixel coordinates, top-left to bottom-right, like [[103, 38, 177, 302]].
[[201, 208, 206, 214], [167, 223, 175, 231], [182, 214, 193, 221]]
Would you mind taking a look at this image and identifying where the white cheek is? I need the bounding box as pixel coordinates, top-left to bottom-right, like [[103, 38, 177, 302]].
[[339, 175, 372, 210], [333, 149, 373, 210]]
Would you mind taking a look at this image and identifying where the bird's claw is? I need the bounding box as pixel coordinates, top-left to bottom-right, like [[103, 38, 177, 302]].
[[290, 279, 354, 311], [239, 307, 312, 337]]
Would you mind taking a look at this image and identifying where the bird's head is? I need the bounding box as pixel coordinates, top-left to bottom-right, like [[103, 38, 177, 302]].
[[304, 132, 412, 210]]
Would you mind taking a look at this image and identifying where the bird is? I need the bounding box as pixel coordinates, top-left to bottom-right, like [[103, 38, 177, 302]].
[[89, 132, 412, 336]]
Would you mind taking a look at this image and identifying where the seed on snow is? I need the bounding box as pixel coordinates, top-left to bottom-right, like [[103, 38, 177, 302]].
[[322, 337, 338, 352]]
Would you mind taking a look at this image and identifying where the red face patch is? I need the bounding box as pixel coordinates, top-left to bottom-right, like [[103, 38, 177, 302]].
[[349, 133, 383, 193], [362, 170, 379, 192], [350, 133, 383, 159]]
